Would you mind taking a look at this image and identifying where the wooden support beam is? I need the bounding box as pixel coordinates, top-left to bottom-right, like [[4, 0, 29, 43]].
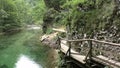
[[93, 55, 120, 68], [52, 28, 66, 33]]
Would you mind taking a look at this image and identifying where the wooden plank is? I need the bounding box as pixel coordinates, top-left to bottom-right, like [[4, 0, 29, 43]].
[[60, 38, 120, 67], [60, 40, 85, 64], [93, 55, 120, 68], [71, 54, 86, 64], [52, 28, 66, 33], [60, 40, 78, 54]]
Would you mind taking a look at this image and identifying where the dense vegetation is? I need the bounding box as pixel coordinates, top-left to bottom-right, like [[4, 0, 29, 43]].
[[43, 0, 120, 43], [0, 0, 120, 67], [1, 0, 120, 41], [0, 0, 45, 33], [42, 1, 120, 67]]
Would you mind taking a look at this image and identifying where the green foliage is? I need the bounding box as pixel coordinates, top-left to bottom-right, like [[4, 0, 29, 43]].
[[0, 0, 19, 32], [43, 0, 120, 36], [62, 0, 86, 8], [44, 0, 65, 11], [14, 0, 46, 25], [32, 0, 46, 23], [0, 0, 46, 33]]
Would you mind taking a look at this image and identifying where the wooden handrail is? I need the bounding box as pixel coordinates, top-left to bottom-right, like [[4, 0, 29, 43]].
[[91, 39, 120, 46], [59, 37, 120, 47], [58, 36, 120, 68], [68, 39, 92, 42]]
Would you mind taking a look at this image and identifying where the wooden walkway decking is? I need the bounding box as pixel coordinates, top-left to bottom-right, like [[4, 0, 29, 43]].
[[52, 28, 66, 33], [93, 55, 120, 68], [61, 40, 85, 64], [60, 40, 120, 68], [53, 28, 120, 68]]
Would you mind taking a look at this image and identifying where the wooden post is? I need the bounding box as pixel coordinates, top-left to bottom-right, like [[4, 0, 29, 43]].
[[89, 40, 92, 60], [68, 41, 71, 57], [65, 33, 72, 57], [66, 20, 72, 57], [89, 31, 94, 60], [65, 20, 72, 68], [87, 33, 94, 68], [58, 36, 61, 49]]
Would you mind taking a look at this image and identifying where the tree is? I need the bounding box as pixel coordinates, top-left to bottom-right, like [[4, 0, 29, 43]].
[[0, 0, 20, 32], [44, 0, 65, 11]]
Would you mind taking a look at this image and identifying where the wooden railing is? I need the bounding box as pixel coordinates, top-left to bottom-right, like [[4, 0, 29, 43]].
[[57, 36, 120, 68]]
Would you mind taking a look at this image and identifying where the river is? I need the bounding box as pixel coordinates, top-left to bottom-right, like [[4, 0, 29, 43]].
[[0, 26, 55, 68], [15, 54, 42, 68]]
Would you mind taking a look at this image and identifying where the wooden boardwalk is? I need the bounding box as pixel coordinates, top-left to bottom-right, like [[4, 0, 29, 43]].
[[52, 28, 66, 33], [59, 39, 120, 68], [53, 28, 120, 68], [93, 55, 120, 68], [61, 40, 85, 64]]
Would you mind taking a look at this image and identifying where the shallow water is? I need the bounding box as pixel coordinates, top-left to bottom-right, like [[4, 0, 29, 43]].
[[0, 28, 45, 68], [15, 54, 42, 68]]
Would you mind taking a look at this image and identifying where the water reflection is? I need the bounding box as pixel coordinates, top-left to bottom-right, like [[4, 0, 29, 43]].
[[15, 54, 42, 68]]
